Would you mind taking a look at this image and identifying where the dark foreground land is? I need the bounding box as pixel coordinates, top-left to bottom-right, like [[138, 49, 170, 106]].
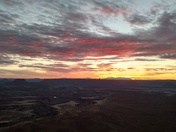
[[0, 79, 176, 132]]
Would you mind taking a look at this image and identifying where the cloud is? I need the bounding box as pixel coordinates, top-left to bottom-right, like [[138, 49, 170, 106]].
[[134, 58, 160, 61], [93, 5, 129, 15], [0, 54, 17, 65], [0, 0, 176, 78], [0, 0, 23, 6], [144, 71, 176, 76], [0, 29, 47, 57], [145, 68, 176, 72], [47, 66, 98, 73], [127, 67, 135, 70], [0, 10, 19, 25], [152, 12, 176, 39], [97, 63, 113, 68], [0, 68, 46, 78], [124, 14, 152, 25], [92, 0, 131, 14], [0, 7, 175, 61], [159, 53, 176, 59], [132, 10, 176, 58]]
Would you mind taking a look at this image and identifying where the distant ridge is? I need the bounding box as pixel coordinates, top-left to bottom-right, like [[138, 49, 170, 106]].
[[0, 78, 10, 84], [6, 79, 28, 85], [105, 77, 132, 80]]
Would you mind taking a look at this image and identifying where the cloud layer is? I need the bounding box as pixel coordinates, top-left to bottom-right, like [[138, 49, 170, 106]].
[[0, 0, 176, 79]]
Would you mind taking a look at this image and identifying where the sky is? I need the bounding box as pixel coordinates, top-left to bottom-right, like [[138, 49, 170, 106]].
[[0, 0, 176, 80]]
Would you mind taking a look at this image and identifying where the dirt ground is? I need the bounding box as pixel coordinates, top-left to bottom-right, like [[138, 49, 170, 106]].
[[1, 90, 176, 132]]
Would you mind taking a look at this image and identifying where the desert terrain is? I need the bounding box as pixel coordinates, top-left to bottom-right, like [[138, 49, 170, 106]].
[[0, 79, 176, 132]]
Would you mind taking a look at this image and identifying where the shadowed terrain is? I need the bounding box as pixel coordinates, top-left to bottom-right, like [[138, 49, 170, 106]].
[[0, 79, 176, 132]]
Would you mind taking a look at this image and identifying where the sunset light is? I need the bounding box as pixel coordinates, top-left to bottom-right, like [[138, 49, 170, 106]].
[[0, 0, 176, 80]]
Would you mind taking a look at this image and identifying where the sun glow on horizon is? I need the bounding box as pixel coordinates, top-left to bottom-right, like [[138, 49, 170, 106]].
[[0, 0, 176, 80]]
